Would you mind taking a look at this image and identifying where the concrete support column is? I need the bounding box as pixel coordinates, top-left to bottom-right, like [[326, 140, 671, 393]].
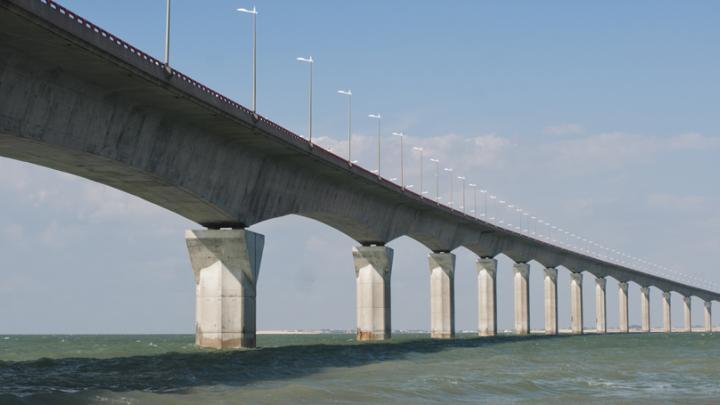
[[353, 245, 393, 341], [618, 282, 629, 333], [476, 258, 498, 337], [543, 268, 558, 335], [640, 286, 651, 333], [595, 277, 607, 334], [683, 296, 691, 332], [185, 229, 264, 349], [570, 272, 584, 335], [513, 263, 530, 335], [429, 252, 456, 339], [662, 291, 671, 333], [704, 301, 713, 333]]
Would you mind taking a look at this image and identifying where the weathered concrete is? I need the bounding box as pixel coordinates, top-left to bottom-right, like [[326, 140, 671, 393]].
[[570, 272, 584, 335], [595, 277, 607, 334], [683, 296, 691, 332], [640, 287, 651, 333], [476, 258, 497, 337], [704, 301, 713, 333], [618, 282, 629, 333], [662, 292, 672, 333], [353, 246, 393, 341], [185, 229, 264, 349], [0, 0, 717, 304], [429, 252, 455, 339], [543, 268, 558, 335], [513, 263, 530, 335]]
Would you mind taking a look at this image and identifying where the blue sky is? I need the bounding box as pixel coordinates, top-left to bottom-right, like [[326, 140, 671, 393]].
[[1, 0, 719, 333]]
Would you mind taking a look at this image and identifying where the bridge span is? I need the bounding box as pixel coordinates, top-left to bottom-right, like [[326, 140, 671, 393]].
[[1, 0, 716, 348]]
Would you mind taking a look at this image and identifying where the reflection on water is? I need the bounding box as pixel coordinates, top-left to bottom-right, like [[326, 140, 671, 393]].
[[1, 333, 718, 404]]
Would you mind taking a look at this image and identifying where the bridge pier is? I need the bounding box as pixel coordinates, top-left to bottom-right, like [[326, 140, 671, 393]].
[[683, 296, 691, 332], [353, 245, 393, 341], [476, 258, 497, 337], [570, 272, 584, 335], [513, 263, 530, 335], [185, 229, 264, 349], [704, 301, 713, 332], [640, 286, 651, 333], [544, 268, 558, 335], [618, 282, 629, 333], [429, 253, 456, 339], [595, 277, 607, 334], [662, 292, 672, 333]]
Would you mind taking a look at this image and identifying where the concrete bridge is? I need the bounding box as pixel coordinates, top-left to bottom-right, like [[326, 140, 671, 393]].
[[1, 0, 716, 348]]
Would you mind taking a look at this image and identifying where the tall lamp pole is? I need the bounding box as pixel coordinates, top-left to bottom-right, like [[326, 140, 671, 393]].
[[443, 168, 454, 207], [430, 158, 440, 202], [164, 0, 171, 71], [368, 114, 382, 176], [480, 189, 488, 218], [296, 56, 314, 143], [458, 176, 466, 213], [237, 6, 258, 112], [469, 183, 477, 216], [338, 90, 352, 163], [392, 132, 405, 188], [413, 147, 424, 195]]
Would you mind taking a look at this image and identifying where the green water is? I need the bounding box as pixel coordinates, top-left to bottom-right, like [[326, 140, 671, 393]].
[[1, 333, 718, 404]]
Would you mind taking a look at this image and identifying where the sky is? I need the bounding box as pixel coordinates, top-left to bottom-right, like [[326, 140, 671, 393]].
[[1, 0, 719, 333]]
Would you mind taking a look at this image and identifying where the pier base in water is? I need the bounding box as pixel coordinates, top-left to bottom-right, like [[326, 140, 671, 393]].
[[186, 229, 264, 349]]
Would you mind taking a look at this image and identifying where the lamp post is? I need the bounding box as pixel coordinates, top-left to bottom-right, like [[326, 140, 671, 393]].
[[368, 114, 382, 176], [489, 195, 497, 221], [296, 56, 314, 143], [164, 0, 171, 71], [480, 189, 488, 218], [237, 6, 258, 112], [430, 158, 440, 202], [469, 183, 477, 217], [457, 176, 466, 213], [337, 90, 352, 163], [413, 147, 424, 195], [392, 132, 405, 188], [443, 168, 454, 207]]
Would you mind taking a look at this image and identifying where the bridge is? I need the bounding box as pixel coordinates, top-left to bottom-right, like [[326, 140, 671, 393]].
[[1, 0, 716, 348]]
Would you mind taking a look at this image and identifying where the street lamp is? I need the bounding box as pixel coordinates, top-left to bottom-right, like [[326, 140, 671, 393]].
[[392, 132, 405, 188], [469, 183, 477, 217], [413, 147, 424, 195], [337, 90, 352, 163], [237, 5, 258, 112], [164, 0, 171, 71], [443, 168, 454, 206], [489, 195, 497, 221], [296, 56, 314, 143], [368, 114, 382, 176], [480, 189, 488, 218], [457, 176, 466, 213], [430, 158, 440, 202]]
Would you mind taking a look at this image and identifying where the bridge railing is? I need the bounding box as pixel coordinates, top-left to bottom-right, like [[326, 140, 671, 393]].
[[39, 1, 441, 205]]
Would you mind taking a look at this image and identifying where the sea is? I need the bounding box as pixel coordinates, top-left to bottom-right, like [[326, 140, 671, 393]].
[[1, 333, 718, 404]]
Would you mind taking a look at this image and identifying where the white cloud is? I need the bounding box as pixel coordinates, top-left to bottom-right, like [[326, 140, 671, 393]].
[[646, 193, 707, 213], [544, 123, 584, 136]]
